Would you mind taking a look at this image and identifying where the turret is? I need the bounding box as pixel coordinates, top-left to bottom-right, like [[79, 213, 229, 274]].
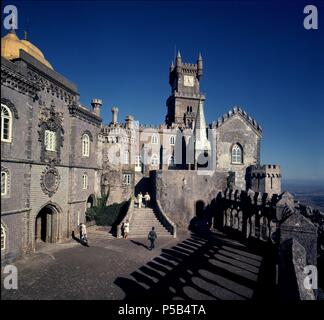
[[197, 52, 203, 80], [91, 98, 102, 117], [111, 107, 119, 124], [247, 164, 281, 196], [176, 51, 182, 75], [169, 60, 174, 73]]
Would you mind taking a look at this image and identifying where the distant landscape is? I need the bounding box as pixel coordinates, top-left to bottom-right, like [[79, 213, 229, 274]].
[[282, 180, 324, 212]]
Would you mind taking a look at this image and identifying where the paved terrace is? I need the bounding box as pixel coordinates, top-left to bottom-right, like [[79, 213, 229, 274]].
[[1, 227, 276, 300]]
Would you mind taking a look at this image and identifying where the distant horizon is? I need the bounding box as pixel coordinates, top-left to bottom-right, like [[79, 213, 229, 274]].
[[282, 178, 324, 187]]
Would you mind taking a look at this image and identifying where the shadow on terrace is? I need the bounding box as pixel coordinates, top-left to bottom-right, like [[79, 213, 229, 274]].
[[114, 230, 277, 301]]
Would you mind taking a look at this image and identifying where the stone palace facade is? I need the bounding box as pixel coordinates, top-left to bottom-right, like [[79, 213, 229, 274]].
[[1, 30, 281, 263]]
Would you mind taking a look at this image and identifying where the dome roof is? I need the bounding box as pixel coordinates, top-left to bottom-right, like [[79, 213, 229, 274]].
[[1, 30, 53, 70]]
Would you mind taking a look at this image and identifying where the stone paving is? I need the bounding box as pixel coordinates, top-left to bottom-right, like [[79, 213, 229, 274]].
[[1, 226, 276, 300]]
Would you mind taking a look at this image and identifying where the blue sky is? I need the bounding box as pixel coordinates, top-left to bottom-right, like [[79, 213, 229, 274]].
[[2, 0, 324, 182]]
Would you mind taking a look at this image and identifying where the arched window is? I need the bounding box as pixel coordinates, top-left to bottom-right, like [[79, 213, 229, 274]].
[[151, 154, 159, 166], [151, 134, 158, 144], [231, 144, 243, 164], [1, 224, 6, 251], [82, 134, 90, 157], [124, 150, 129, 164], [170, 136, 175, 145], [1, 169, 9, 196], [168, 155, 175, 167], [44, 130, 56, 151], [82, 173, 88, 190], [1, 104, 12, 142]]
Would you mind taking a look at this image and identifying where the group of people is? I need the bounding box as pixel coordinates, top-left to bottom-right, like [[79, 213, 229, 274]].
[[136, 191, 151, 208], [77, 190, 157, 250]]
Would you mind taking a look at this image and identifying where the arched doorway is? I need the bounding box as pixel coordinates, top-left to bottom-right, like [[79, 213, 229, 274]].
[[86, 194, 95, 209], [35, 205, 59, 243]]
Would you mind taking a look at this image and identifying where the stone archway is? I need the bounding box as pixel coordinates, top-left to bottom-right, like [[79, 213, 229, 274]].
[[35, 204, 60, 243], [86, 194, 95, 209]]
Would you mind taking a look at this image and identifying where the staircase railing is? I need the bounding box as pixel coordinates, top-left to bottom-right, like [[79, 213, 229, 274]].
[[116, 197, 135, 238], [155, 200, 177, 238]]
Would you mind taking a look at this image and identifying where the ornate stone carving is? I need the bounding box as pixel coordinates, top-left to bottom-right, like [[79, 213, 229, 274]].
[[40, 162, 60, 197], [1, 64, 41, 98], [27, 69, 75, 103], [68, 102, 101, 126], [81, 129, 94, 141], [1, 98, 19, 119], [38, 99, 64, 163]]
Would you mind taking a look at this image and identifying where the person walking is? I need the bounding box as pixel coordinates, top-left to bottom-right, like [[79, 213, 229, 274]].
[[123, 219, 130, 239], [137, 192, 143, 208], [144, 192, 151, 208], [79, 223, 89, 246], [148, 227, 157, 250]]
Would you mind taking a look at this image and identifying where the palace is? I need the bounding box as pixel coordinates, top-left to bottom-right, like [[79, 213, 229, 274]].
[[1, 30, 281, 263]]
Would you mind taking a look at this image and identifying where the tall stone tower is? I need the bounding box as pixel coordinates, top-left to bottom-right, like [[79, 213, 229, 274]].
[[166, 52, 205, 128]]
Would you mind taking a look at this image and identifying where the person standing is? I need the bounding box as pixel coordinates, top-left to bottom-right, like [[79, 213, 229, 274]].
[[138, 192, 143, 208], [123, 220, 130, 239], [148, 227, 157, 250], [144, 192, 151, 208], [79, 223, 89, 246]]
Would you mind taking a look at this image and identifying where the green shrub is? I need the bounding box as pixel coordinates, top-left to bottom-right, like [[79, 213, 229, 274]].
[[86, 196, 129, 226]]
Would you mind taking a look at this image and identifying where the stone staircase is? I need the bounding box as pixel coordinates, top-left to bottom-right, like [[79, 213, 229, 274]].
[[129, 207, 172, 238]]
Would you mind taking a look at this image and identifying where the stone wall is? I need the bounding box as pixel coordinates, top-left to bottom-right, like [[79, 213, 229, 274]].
[[151, 169, 227, 228]]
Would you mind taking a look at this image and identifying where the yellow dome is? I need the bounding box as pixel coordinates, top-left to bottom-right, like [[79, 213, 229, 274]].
[[1, 31, 53, 70]]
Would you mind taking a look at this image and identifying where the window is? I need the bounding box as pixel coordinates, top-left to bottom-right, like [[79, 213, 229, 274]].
[[44, 130, 56, 151], [1, 104, 12, 142], [151, 154, 159, 166], [168, 155, 175, 167], [82, 174, 88, 190], [1, 170, 8, 196], [135, 155, 141, 167], [1, 224, 6, 251], [231, 144, 243, 164], [124, 150, 129, 164], [170, 136, 175, 145], [82, 134, 90, 157], [123, 174, 131, 185], [151, 134, 158, 144], [135, 155, 141, 172]]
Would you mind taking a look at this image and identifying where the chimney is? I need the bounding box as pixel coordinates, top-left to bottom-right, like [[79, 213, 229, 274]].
[[125, 115, 134, 129], [91, 98, 102, 117], [111, 107, 119, 124]]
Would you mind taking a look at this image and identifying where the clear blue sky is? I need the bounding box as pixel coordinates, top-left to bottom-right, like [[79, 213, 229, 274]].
[[2, 0, 324, 182]]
